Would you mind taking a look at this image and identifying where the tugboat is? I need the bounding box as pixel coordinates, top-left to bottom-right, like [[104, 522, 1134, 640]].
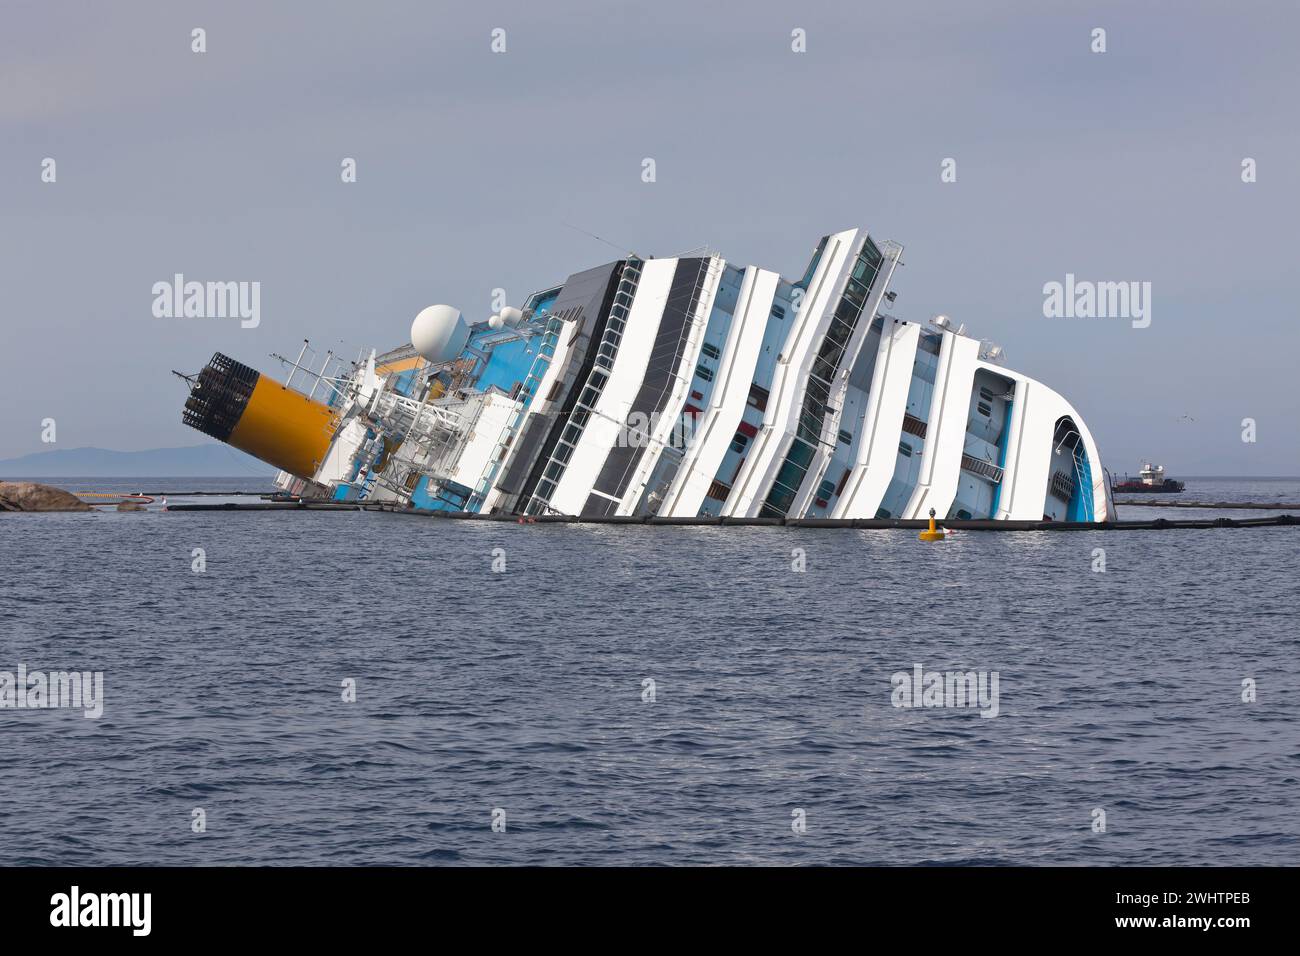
[[1112, 462, 1185, 494]]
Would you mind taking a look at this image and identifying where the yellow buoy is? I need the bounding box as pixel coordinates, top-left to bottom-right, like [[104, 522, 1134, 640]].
[[919, 507, 947, 542]]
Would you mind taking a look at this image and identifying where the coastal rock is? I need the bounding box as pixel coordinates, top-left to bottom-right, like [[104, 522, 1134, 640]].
[[0, 481, 92, 512]]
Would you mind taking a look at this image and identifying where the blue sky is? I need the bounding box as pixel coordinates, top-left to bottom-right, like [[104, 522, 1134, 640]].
[[2, 0, 1297, 473]]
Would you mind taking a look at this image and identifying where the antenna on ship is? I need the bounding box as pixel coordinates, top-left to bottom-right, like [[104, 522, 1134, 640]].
[[562, 222, 639, 258]]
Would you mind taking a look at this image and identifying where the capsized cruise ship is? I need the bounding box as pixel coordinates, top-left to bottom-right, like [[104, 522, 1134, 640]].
[[179, 227, 1113, 523]]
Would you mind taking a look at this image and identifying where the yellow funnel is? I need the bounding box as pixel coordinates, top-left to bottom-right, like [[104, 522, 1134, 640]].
[[182, 353, 339, 480]]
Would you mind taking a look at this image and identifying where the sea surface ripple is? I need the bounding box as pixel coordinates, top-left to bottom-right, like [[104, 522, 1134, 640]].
[[0, 477, 1296, 865]]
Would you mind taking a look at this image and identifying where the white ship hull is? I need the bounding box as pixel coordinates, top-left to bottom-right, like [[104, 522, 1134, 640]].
[[182, 226, 1112, 524]]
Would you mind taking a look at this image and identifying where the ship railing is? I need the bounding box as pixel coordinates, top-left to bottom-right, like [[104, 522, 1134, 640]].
[[960, 453, 1004, 484], [271, 344, 355, 406]]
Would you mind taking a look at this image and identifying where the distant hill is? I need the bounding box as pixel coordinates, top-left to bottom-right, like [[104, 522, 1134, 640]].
[[0, 444, 275, 478]]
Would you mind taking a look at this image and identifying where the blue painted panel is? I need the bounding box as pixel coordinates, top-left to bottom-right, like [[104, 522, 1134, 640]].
[[1067, 445, 1094, 522], [410, 475, 472, 512], [394, 369, 418, 397], [476, 337, 535, 394], [989, 399, 1015, 517]]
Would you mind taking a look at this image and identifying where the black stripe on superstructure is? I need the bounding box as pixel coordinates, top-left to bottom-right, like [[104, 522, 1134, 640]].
[[583, 257, 707, 516], [181, 352, 259, 442], [492, 263, 625, 507], [510, 261, 625, 513]]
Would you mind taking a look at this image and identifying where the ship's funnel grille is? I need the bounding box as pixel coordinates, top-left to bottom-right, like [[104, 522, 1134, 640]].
[[182, 352, 259, 442]]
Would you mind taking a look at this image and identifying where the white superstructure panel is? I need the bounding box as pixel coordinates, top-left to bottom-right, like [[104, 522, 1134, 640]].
[[788, 246, 901, 518], [902, 330, 980, 519], [832, 320, 920, 518], [725, 229, 859, 517], [659, 267, 779, 517], [995, 370, 1110, 521], [616, 256, 723, 515], [449, 392, 519, 490], [314, 417, 368, 487], [547, 258, 678, 515]]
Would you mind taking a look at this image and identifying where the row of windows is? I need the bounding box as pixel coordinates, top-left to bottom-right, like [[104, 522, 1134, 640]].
[[694, 340, 726, 384], [759, 237, 884, 517], [700, 256, 832, 516], [759, 436, 817, 518]]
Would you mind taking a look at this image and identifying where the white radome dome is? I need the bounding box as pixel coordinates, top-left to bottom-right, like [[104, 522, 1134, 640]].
[[499, 306, 524, 327], [410, 305, 469, 364], [488, 313, 505, 330]]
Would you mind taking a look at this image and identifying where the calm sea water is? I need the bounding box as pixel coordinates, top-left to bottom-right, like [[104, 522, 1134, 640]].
[[1, 477, 1297, 866]]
